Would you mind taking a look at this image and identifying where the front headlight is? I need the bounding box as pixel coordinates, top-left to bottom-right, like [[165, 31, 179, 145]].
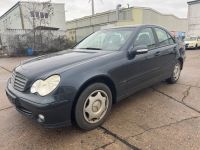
[[30, 75, 61, 96]]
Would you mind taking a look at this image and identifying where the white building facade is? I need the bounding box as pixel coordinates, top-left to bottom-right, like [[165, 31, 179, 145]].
[[0, 1, 66, 32], [0, 1, 66, 55], [188, 0, 200, 36]]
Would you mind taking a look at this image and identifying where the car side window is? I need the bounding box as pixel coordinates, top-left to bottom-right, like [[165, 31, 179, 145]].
[[134, 28, 156, 49], [155, 28, 171, 46]]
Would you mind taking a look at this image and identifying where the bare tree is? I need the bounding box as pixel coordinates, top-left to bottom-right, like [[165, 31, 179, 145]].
[[22, 0, 54, 50]]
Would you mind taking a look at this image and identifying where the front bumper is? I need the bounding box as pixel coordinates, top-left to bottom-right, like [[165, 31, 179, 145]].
[[6, 79, 73, 128], [185, 44, 196, 49]]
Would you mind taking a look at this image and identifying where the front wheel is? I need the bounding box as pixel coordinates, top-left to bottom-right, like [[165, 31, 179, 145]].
[[166, 61, 181, 84], [75, 83, 112, 130]]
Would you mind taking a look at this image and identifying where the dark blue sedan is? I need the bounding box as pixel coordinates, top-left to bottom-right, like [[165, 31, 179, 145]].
[[6, 25, 185, 130]]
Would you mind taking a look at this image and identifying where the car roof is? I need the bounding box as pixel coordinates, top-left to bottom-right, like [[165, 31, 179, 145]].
[[104, 24, 163, 29]]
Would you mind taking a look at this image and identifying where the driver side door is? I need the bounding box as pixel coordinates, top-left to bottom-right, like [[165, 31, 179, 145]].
[[119, 27, 162, 97]]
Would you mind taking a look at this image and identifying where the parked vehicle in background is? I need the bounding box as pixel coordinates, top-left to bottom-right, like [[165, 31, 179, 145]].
[[175, 37, 186, 58], [184, 37, 200, 49], [6, 25, 185, 130]]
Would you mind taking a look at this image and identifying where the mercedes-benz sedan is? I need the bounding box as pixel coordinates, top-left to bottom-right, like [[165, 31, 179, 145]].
[[6, 25, 185, 130]]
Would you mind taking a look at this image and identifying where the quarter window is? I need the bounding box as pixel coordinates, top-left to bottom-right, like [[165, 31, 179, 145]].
[[134, 28, 156, 49]]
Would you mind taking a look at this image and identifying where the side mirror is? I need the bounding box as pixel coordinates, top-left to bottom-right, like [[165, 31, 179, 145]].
[[128, 45, 148, 58]]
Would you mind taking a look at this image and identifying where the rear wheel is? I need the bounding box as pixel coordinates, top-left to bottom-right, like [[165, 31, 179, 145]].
[[75, 83, 112, 130], [166, 61, 181, 84]]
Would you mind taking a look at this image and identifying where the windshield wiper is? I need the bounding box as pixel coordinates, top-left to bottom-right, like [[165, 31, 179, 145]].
[[79, 47, 102, 50]]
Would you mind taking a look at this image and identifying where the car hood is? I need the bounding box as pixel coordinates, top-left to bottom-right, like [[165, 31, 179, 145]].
[[15, 49, 112, 79]]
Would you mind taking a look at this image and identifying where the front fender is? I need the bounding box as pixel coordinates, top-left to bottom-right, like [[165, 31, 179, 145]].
[[58, 71, 114, 102]]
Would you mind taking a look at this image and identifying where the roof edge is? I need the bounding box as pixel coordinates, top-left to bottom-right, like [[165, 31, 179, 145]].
[[0, 1, 20, 20], [188, 0, 200, 5], [66, 6, 187, 23]]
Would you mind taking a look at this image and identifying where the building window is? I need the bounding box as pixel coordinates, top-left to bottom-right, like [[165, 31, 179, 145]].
[[30, 11, 35, 17], [35, 12, 39, 18], [40, 12, 44, 18], [45, 13, 48, 18], [30, 11, 48, 19]]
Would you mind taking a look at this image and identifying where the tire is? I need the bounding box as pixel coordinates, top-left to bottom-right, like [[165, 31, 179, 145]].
[[196, 44, 198, 49], [166, 61, 181, 84], [75, 83, 112, 130]]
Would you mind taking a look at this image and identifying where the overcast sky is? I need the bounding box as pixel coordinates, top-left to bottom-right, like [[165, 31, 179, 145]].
[[0, 0, 190, 21]]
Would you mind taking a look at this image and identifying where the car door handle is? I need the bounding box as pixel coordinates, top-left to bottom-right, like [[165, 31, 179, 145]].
[[154, 51, 161, 56]]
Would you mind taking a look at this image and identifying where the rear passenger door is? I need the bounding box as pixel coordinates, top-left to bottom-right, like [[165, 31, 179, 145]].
[[153, 27, 177, 79]]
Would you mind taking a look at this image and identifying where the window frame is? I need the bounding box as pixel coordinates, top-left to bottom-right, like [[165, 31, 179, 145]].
[[133, 27, 157, 51], [153, 27, 176, 48]]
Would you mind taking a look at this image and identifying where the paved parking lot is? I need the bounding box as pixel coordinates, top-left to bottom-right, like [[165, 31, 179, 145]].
[[1, 50, 200, 150]]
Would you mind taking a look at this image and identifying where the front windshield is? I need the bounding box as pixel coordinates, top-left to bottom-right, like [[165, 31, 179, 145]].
[[185, 37, 197, 41], [76, 28, 134, 51]]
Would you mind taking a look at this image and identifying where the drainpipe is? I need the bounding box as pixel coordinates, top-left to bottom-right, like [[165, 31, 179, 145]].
[[116, 4, 122, 21], [91, 0, 95, 16]]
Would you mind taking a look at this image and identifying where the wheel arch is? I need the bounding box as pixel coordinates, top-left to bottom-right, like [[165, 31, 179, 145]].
[[178, 57, 183, 70], [71, 75, 117, 121]]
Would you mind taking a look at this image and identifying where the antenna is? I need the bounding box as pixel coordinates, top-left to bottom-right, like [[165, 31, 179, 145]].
[[89, 0, 95, 16], [89, 0, 103, 16]]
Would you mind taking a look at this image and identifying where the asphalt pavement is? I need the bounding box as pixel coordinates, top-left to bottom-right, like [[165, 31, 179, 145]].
[[0, 50, 200, 150]]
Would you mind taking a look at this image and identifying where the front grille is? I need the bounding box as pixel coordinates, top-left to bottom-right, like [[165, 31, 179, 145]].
[[11, 71, 28, 92]]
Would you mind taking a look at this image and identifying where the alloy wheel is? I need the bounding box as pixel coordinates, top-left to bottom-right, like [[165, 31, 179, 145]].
[[173, 63, 181, 81], [83, 90, 109, 124]]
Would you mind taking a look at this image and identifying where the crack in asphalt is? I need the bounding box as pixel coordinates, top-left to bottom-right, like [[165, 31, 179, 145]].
[[0, 66, 12, 73], [127, 116, 200, 140], [176, 83, 200, 89], [94, 141, 115, 150], [153, 88, 200, 114], [182, 86, 192, 102], [99, 126, 140, 150], [0, 106, 14, 112]]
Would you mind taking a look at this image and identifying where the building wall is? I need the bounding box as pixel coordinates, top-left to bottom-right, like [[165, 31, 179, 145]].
[[142, 8, 187, 33], [0, 4, 22, 33], [0, 2, 66, 33], [66, 8, 133, 42], [21, 2, 66, 30], [66, 7, 187, 43], [0, 2, 66, 54], [50, 3, 66, 30], [116, 8, 143, 26], [188, 2, 200, 36]]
